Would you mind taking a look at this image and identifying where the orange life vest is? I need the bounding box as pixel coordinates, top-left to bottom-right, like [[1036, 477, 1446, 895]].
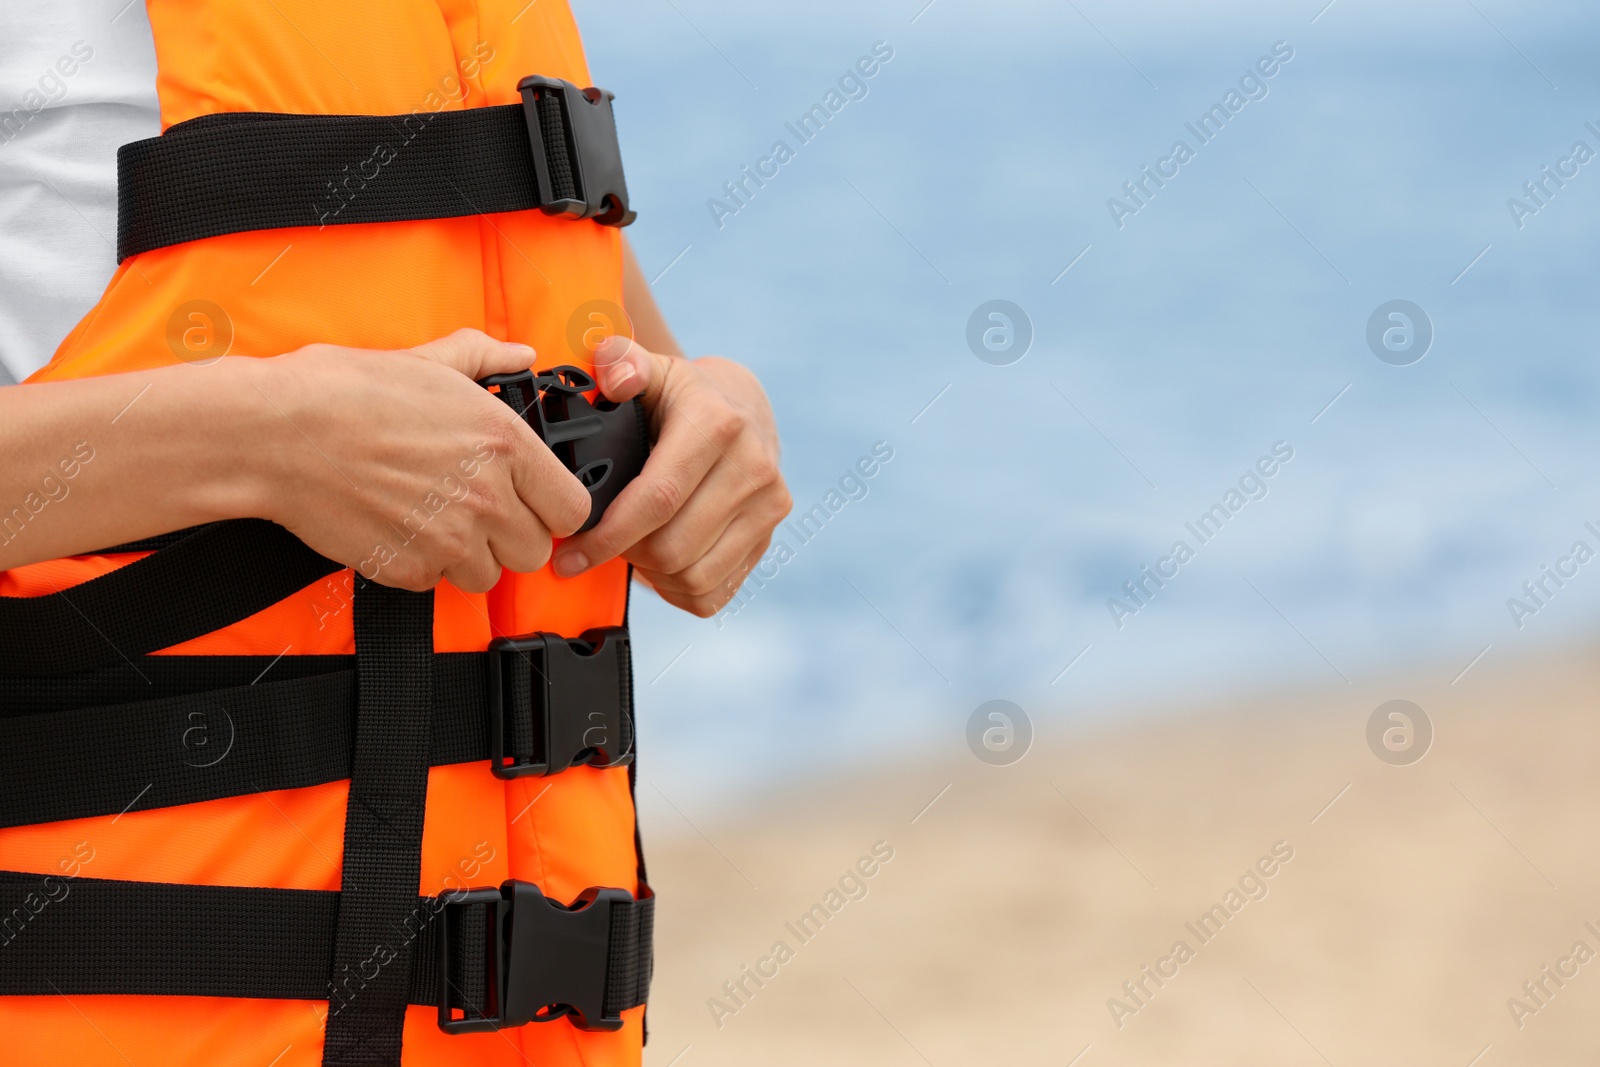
[[0, 3, 646, 1065]]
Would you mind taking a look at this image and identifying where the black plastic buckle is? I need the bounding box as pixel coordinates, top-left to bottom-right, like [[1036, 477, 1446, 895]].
[[479, 365, 649, 532], [517, 75, 635, 227], [486, 626, 633, 779], [438, 880, 632, 1034]]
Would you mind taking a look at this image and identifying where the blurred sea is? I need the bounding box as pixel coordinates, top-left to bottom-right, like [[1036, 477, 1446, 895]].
[[570, 0, 1600, 810]]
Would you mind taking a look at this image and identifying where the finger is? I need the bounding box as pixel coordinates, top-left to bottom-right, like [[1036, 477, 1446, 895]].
[[366, 557, 443, 594], [412, 328, 537, 381], [642, 513, 769, 597], [592, 335, 675, 405], [503, 433, 592, 539], [642, 538, 770, 618], [626, 460, 756, 576], [443, 548, 504, 595], [414, 328, 588, 537], [552, 409, 719, 575], [485, 493, 556, 574]]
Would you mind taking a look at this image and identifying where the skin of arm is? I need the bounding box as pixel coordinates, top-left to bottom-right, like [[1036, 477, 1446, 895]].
[[620, 240, 684, 358], [559, 242, 792, 617], [0, 239, 788, 615], [0, 331, 590, 592]]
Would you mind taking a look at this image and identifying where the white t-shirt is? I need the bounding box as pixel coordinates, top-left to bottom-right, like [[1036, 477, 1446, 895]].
[[0, 1, 160, 383]]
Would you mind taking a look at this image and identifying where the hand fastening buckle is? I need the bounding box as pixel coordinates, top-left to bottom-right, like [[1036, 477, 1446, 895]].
[[437, 880, 633, 1034], [485, 626, 634, 779], [479, 365, 649, 533], [518, 75, 635, 227]]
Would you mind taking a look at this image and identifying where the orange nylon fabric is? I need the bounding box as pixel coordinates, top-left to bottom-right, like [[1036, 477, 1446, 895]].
[[0, 2, 643, 1065]]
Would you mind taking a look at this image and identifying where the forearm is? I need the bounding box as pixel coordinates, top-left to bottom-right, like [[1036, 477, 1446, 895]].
[[0, 359, 270, 569], [622, 239, 684, 358]]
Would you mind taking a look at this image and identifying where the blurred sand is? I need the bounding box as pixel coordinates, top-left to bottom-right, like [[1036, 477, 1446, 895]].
[[639, 643, 1600, 1066]]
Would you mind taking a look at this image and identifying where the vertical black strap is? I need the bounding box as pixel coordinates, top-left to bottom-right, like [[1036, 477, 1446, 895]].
[[322, 579, 435, 1066]]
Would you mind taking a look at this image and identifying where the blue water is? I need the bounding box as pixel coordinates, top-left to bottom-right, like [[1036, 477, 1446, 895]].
[[572, 0, 1600, 807]]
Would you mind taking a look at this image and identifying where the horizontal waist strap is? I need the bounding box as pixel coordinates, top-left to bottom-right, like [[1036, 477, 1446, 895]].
[[0, 872, 652, 1031], [0, 632, 634, 830]]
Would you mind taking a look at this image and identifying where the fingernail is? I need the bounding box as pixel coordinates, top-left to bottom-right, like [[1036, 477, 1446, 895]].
[[504, 342, 535, 358], [609, 364, 635, 391], [553, 551, 587, 578]]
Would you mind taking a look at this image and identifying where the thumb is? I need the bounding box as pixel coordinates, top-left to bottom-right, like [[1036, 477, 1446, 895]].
[[412, 328, 536, 380], [593, 335, 674, 406]]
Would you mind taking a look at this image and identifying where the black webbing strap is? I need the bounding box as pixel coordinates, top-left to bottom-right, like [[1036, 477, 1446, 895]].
[[93, 521, 218, 554], [0, 666, 359, 829], [118, 107, 532, 261], [0, 519, 341, 677], [0, 649, 346, 715], [0, 641, 636, 829], [0, 871, 654, 1020], [603, 886, 655, 1020], [116, 72, 636, 263], [322, 580, 434, 1065]]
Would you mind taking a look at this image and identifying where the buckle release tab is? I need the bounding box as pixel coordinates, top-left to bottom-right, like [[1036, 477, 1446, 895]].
[[486, 627, 634, 779], [478, 366, 649, 533], [438, 881, 632, 1033]]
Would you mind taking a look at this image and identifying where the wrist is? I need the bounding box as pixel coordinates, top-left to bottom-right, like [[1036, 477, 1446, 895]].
[[178, 356, 293, 525]]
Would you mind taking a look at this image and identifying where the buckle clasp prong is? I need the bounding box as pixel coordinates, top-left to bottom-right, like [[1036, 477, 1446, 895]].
[[437, 880, 630, 1034], [484, 627, 634, 779]]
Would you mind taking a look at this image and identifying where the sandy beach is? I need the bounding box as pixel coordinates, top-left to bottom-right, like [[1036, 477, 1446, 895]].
[[639, 643, 1600, 1066]]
